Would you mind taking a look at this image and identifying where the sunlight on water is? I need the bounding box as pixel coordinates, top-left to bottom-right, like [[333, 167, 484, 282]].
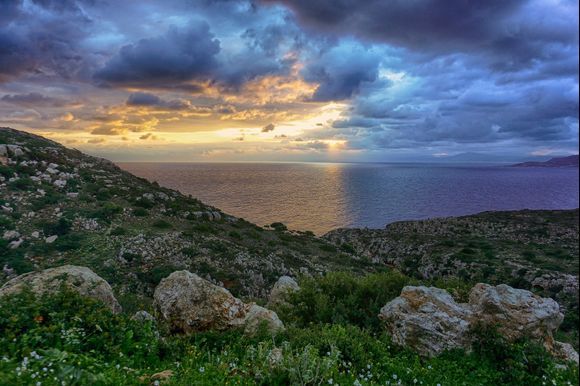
[[118, 162, 579, 234]]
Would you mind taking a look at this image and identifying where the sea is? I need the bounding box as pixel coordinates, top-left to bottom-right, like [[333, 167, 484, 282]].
[[117, 162, 580, 235]]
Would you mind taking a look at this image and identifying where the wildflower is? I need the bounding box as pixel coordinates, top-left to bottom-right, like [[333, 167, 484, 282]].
[[393, 374, 398, 380], [153, 381, 160, 386], [413, 379, 418, 384], [328, 379, 334, 385], [199, 367, 205, 373]]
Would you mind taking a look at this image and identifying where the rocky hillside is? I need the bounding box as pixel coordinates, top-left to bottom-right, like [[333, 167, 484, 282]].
[[0, 127, 373, 306], [324, 209, 579, 345]]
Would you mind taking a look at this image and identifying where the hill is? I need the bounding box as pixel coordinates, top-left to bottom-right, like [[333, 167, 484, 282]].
[[512, 155, 579, 168], [1, 128, 579, 385], [0, 127, 373, 305]]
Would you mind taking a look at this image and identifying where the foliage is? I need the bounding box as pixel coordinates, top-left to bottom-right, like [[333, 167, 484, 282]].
[[0, 287, 577, 386], [276, 271, 414, 331]]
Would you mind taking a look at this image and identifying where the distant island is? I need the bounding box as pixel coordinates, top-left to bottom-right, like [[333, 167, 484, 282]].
[[512, 154, 579, 168]]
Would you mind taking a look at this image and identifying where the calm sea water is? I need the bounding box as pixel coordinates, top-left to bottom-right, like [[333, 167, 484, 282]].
[[118, 162, 579, 235]]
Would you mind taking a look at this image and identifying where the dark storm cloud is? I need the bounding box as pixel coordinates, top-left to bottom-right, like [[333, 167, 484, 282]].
[[0, 0, 97, 82], [125, 92, 190, 110], [1, 93, 76, 108], [302, 44, 381, 101], [94, 23, 220, 88], [262, 0, 578, 71], [0, 0, 578, 158]]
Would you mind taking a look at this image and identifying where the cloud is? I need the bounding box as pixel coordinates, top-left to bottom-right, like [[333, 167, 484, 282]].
[[139, 133, 159, 140], [91, 126, 127, 136], [301, 43, 381, 101], [263, 0, 578, 71], [1, 93, 77, 108], [126, 92, 190, 110], [261, 123, 275, 132], [94, 22, 220, 88]]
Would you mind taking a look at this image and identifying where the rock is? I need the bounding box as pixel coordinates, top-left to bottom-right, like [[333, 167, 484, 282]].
[[268, 276, 299, 307], [553, 341, 579, 364], [0, 265, 121, 313], [379, 283, 576, 361], [469, 283, 563, 347], [154, 270, 249, 333], [45, 235, 58, 243], [153, 270, 283, 335], [151, 370, 174, 383], [2, 230, 20, 240], [8, 239, 23, 249], [379, 286, 473, 357], [131, 310, 156, 323], [244, 304, 285, 335], [31, 231, 40, 238]]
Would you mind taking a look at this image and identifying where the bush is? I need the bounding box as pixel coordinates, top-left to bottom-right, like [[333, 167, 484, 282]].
[[277, 271, 413, 331], [133, 207, 149, 217], [8, 177, 35, 190], [152, 219, 172, 229], [0, 287, 576, 386]]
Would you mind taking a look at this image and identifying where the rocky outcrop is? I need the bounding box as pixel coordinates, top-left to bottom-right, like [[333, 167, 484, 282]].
[[268, 276, 299, 307], [0, 265, 121, 313], [379, 283, 577, 363], [469, 283, 563, 348], [153, 270, 283, 335], [378, 286, 473, 357]]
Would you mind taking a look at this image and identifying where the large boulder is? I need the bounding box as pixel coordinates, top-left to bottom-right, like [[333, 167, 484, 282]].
[[379, 283, 578, 363], [268, 276, 299, 307], [154, 271, 248, 333], [0, 265, 121, 313], [379, 286, 473, 357], [469, 283, 563, 348], [153, 270, 283, 335]]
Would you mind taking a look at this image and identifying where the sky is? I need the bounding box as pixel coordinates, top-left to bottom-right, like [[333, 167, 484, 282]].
[[0, 0, 578, 162]]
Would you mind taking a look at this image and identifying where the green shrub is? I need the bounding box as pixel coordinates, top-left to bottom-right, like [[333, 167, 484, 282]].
[[152, 219, 172, 229], [0, 287, 576, 386], [8, 177, 34, 190], [133, 207, 148, 217], [110, 226, 127, 236], [277, 271, 412, 331]]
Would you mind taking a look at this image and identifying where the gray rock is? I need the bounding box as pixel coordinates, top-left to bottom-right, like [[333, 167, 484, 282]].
[[244, 304, 285, 335], [379, 283, 577, 362], [268, 276, 299, 307], [0, 265, 121, 313], [553, 341, 579, 364], [8, 239, 23, 249], [469, 283, 563, 347], [131, 310, 156, 323], [379, 286, 473, 357], [154, 271, 249, 333], [45, 235, 58, 243], [2, 230, 20, 240], [153, 270, 283, 335]]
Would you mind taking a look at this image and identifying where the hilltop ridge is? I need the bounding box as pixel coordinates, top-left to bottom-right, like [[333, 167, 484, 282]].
[[0, 127, 370, 303]]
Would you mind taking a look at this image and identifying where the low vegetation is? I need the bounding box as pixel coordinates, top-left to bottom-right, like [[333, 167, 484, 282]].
[[0, 276, 577, 386]]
